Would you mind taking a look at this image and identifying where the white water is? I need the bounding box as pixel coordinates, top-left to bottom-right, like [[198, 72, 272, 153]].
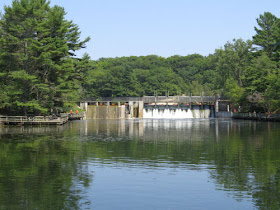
[[143, 106, 213, 119], [143, 109, 193, 119]]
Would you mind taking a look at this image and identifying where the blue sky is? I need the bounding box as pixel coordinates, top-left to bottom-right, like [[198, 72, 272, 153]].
[[1, 0, 280, 60]]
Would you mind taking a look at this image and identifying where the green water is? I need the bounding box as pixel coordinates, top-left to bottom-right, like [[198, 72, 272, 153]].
[[0, 119, 280, 209]]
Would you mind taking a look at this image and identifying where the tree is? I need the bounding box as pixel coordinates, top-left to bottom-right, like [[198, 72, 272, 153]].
[[0, 0, 90, 115], [243, 52, 278, 112], [223, 78, 244, 108], [215, 39, 252, 87], [252, 12, 280, 59], [166, 54, 204, 84], [264, 70, 280, 112]]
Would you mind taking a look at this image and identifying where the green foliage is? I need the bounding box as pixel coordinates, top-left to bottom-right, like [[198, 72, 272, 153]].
[[0, 0, 90, 115], [242, 52, 278, 111], [265, 71, 280, 112], [83, 55, 209, 98], [223, 78, 244, 107], [214, 39, 252, 87], [253, 12, 280, 59], [1, 3, 280, 114]]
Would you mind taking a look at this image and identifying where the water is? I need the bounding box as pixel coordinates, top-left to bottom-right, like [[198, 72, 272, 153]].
[[143, 105, 214, 118], [0, 119, 280, 209], [143, 108, 194, 118]]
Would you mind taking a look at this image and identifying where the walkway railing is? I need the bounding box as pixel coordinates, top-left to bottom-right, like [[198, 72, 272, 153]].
[[0, 115, 69, 125], [82, 96, 216, 104], [143, 96, 216, 104], [84, 97, 143, 102]]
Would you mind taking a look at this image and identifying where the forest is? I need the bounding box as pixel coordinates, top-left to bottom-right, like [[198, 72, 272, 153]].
[[1, 0, 280, 115]]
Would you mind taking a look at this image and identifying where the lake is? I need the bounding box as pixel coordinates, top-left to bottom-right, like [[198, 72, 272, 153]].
[[0, 118, 280, 209]]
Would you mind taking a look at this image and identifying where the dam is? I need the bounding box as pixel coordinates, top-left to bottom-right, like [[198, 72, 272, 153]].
[[80, 96, 230, 119]]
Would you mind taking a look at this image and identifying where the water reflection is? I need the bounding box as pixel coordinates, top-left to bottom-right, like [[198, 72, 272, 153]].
[[0, 119, 280, 209], [81, 119, 214, 142]]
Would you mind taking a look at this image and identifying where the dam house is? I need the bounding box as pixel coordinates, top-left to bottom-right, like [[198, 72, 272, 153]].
[[80, 96, 228, 119]]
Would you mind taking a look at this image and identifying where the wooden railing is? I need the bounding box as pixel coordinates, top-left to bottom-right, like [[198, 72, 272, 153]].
[[68, 113, 85, 120], [0, 115, 69, 125]]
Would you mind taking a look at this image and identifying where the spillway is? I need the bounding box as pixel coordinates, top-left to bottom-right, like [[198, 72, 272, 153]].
[[143, 105, 214, 119]]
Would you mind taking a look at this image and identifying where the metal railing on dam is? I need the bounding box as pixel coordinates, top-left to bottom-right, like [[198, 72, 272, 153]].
[[84, 97, 143, 102], [143, 96, 216, 104], [83, 96, 216, 104]]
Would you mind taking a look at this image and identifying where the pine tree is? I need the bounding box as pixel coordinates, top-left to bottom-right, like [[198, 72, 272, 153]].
[[253, 12, 280, 59], [0, 0, 90, 115]]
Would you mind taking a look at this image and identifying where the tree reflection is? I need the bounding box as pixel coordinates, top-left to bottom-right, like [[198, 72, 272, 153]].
[[79, 119, 280, 209], [1, 119, 280, 209], [252, 171, 280, 209], [0, 128, 92, 209]]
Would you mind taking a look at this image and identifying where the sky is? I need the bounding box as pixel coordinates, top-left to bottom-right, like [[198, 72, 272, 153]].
[[1, 0, 280, 60]]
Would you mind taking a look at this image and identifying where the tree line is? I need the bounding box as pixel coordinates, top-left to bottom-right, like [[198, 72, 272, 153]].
[[1, 0, 280, 115]]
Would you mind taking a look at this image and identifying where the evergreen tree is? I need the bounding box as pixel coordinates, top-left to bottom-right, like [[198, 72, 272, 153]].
[[253, 12, 280, 59], [0, 0, 90, 115]]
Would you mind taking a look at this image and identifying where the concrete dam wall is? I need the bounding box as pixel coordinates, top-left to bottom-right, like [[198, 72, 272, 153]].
[[84, 101, 143, 119], [81, 96, 230, 119], [86, 105, 126, 119]]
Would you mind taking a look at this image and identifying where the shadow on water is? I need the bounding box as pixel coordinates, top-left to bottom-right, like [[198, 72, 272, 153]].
[[0, 119, 280, 209]]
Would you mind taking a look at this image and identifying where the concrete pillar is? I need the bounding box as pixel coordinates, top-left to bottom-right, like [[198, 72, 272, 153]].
[[227, 105, 230, 112], [117, 102, 121, 119], [80, 102, 88, 111], [80, 102, 84, 110], [138, 101, 143, 118], [215, 100, 219, 113], [120, 105, 125, 119], [129, 101, 134, 118], [85, 102, 87, 109]]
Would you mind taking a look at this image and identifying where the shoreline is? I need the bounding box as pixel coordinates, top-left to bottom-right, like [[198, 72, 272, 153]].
[[232, 112, 280, 122]]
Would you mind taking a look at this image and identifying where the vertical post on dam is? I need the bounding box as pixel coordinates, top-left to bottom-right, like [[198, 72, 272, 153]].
[[138, 101, 143, 118], [215, 100, 219, 113]]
